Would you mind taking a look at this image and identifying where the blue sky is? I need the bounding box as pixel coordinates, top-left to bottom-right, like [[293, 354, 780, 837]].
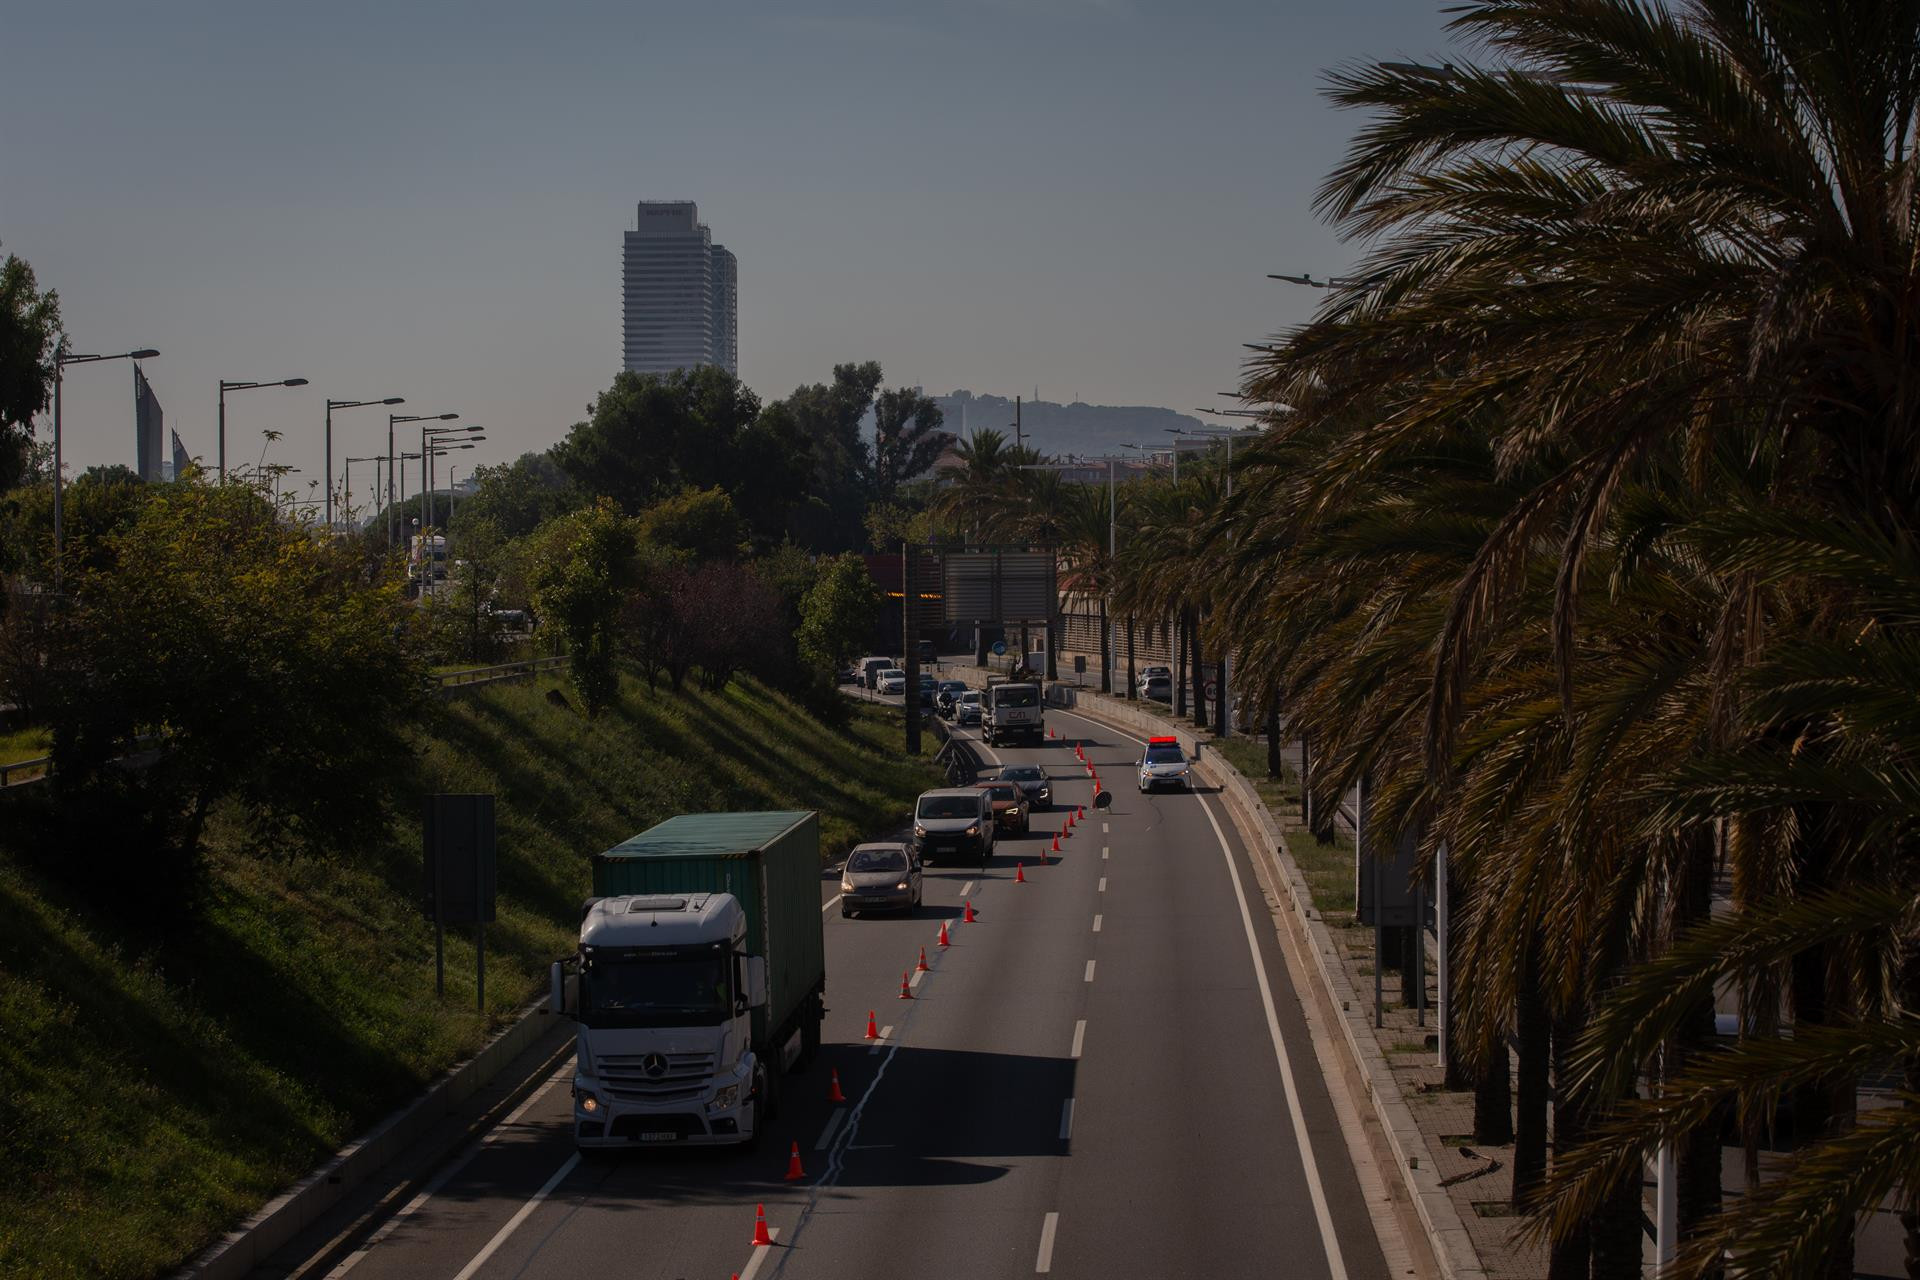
[[3, 0, 1459, 493]]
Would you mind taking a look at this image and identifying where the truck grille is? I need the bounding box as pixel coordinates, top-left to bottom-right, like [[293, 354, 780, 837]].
[[599, 1052, 718, 1103]]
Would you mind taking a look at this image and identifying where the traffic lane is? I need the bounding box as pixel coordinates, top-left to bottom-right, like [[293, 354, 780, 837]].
[[758, 740, 1102, 1278], [1050, 707, 1390, 1279]]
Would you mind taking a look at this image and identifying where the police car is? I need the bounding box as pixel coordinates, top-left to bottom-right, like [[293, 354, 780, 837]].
[[1137, 735, 1193, 792]]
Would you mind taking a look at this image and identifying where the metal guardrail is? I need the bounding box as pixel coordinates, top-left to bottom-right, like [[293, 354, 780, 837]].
[[0, 755, 50, 788], [432, 655, 569, 691]]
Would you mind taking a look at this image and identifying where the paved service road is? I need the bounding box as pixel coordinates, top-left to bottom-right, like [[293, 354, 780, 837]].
[[304, 706, 1391, 1280]]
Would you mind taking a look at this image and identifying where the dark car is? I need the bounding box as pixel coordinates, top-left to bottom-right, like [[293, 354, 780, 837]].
[[973, 780, 1030, 835], [839, 843, 922, 916], [995, 763, 1052, 808]]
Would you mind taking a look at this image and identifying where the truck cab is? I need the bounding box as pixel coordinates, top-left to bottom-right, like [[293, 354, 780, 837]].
[[562, 895, 768, 1147], [982, 680, 1044, 747]]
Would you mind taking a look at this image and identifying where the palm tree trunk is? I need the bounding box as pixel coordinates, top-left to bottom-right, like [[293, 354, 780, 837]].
[[1675, 825, 1723, 1238], [1549, 1001, 1593, 1279], [1793, 942, 1857, 1280], [1190, 610, 1208, 729], [1513, 941, 1551, 1208], [1174, 612, 1188, 716], [1125, 615, 1136, 700], [1098, 596, 1111, 693]]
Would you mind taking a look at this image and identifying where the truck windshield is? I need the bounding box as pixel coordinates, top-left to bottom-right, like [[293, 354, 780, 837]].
[[580, 950, 732, 1028], [995, 687, 1039, 708], [919, 796, 980, 819]]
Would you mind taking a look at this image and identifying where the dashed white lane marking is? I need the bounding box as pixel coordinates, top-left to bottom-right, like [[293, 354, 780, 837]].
[[1059, 1098, 1075, 1140], [1036, 1212, 1060, 1273], [737, 1226, 782, 1280], [909, 968, 926, 989], [1098, 876, 1107, 892], [1071, 1019, 1086, 1059], [1103, 822, 1110, 834], [449, 1152, 580, 1280], [821, 893, 840, 915], [815, 1107, 847, 1150], [1197, 790, 1351, 1280], [868, 1025, 894, 1054], [1083, 960, 1096, 983], [960, 880, 976, 896], [1092, 914, 1103, 933], [1102, 847, 1110, 860]]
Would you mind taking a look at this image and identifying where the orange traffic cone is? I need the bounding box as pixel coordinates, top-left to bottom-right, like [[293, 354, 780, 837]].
[[864, 1010, 879, 1040], [1077, 805, 1086, 821], [1051, 832, 1061, 852], [1015, 862, 1026, 883], [1066, 810, 1076, 830], [751, 1204, 773, 1247], [937, 920, 950, 948], [828, 1068, 847, 1103], [916, 946, 930, 972], [963, 900, 976, 923], [899, 971, 914, 999], [784, 1141, 806, 1181]]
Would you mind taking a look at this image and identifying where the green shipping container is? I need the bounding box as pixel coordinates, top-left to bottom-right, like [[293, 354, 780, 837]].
[[592, 811, 825, 1053]]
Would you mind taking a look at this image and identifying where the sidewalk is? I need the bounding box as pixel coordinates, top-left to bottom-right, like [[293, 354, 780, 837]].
[[962, 664, 1541, 1279]]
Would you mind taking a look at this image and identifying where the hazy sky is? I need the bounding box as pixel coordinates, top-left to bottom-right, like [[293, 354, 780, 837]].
[[4, 0, 1460, 497]]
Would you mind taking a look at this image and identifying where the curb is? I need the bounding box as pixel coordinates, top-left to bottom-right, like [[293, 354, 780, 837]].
[[1054, 687, 1488, 1280], [173, 997, 567, 1280]]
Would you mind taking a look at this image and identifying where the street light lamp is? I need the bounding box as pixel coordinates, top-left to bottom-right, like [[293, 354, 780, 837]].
[[218, 377, 308, 481], [420, 425, 483, 599], [53, 345, 160, 586], [386, 413, 459, 548], [324, 397, 404, 530]]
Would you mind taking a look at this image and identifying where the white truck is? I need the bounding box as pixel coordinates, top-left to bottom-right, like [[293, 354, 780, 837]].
[[982, 680, 1044, 747], [549, 811, 826, 1149]]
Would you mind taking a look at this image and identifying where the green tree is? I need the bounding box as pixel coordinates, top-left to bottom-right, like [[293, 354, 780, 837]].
[[872, 386, 953, 502], [10, 482, 422, 890], [761, 360, 883, 551], [796, 552, 883, 674], [550, 366, 762, 514], [453, 451, 579, 540], [635, 485, 748, 562], [0, 250, 62, 493], [529, 499, 638, 716]]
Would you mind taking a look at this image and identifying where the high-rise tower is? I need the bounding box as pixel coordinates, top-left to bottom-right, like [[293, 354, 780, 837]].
[[621, 202, 738, 377]]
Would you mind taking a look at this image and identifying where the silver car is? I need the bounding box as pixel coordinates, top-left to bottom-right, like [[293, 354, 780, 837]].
[[839, 843, 922, 916], [954, 690, 984, 725]]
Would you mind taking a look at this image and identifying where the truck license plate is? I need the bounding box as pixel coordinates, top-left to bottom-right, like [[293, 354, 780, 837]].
[[639, 1131, 677, 1143]]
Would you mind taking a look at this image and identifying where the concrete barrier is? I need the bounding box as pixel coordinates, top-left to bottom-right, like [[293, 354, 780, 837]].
[[174, 998, 570, 1280]]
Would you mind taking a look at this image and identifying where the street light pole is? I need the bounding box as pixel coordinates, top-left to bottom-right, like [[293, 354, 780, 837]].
[[218, 377, 307, 482], [53, 345, 161, 587], [419, 425, 483, 599], [389, 413, 459, 549], [324, 397, 405, 531]]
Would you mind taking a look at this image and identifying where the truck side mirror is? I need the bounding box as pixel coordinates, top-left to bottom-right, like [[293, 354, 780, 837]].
[[549, 959, 567, 1016], [745, 955, 768, 1008]]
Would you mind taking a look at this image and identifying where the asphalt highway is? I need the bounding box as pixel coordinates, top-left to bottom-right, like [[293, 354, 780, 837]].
[[305, 702, 1391, 1280]]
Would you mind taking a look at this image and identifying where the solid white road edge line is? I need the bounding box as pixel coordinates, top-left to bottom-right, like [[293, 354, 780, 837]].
[[815, 1107, 847, 1151], [737, 1226, 782, 1280], [821, 893, 841, 915], [448, 1152, 580, 1280], [324, 1063, 574, 1278], [1035, 1211, 1060, 1273], [1071, 1019, 1086, 1059], [1196, 789, 1351, 1280]]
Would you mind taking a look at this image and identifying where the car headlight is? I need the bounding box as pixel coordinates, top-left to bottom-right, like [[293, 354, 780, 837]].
[[964, 823, 979, 836], [913, 823, 927, 838], [1037, 787, 1049, 800], [895, 880, 910, 890], [706, 1084, 740, 1114], [840, 877, 854, 892]]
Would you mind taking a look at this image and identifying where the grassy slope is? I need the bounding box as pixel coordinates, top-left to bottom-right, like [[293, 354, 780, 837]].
[[0, 673, 933, 1280], [1208, 735, 1357, 923]]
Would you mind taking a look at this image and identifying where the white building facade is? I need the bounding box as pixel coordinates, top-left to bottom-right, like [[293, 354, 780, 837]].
[[621, 201, 738, 377]]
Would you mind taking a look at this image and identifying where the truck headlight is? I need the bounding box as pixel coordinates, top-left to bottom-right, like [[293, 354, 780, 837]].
[[913, 823, 927, 838], [895, 880, 910, 890], [706, 1084, 740, 1113], [576, 1089, 604, 1115], [964, 824, 979, 836]]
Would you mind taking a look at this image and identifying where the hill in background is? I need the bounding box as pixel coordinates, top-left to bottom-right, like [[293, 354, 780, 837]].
[[930, 390, 1209, 459]]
